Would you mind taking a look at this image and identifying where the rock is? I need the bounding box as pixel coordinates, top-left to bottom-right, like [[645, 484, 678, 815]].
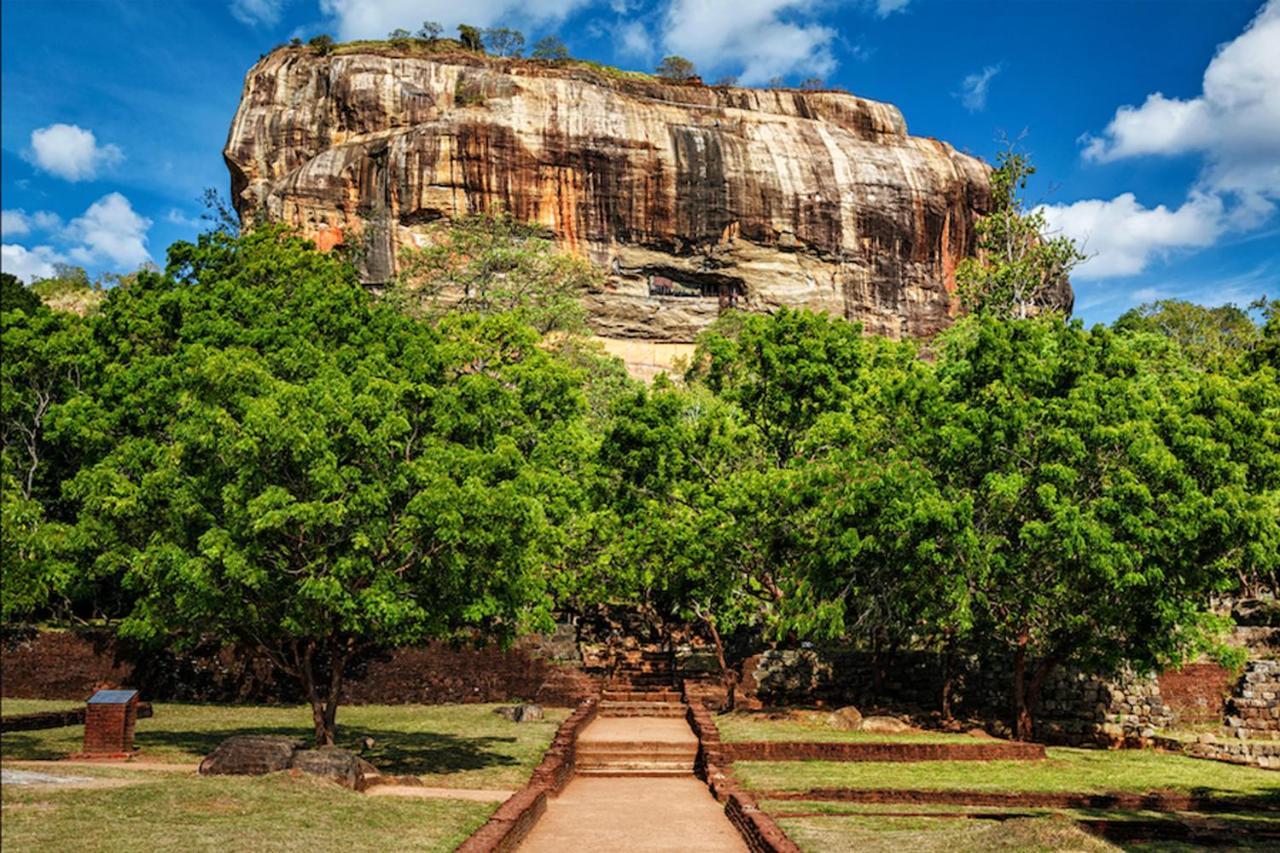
[[966, 727, 995, 739], [291, 746, 380, 791], [494, 703, 544, 722], [859, 715, 913, 734], [826, 706, 863, 731], [199, 735, 303, 776], [224, 47, 1073, 377]]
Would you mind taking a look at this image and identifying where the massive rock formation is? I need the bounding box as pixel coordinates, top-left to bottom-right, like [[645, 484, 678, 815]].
[[225, 46, 1071, 365]]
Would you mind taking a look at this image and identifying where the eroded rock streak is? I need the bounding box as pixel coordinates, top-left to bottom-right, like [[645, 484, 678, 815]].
[[225, 49, 1071, 342]]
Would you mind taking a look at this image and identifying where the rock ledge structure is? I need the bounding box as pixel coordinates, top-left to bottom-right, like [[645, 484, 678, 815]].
[[225, 47, 1072, 372]]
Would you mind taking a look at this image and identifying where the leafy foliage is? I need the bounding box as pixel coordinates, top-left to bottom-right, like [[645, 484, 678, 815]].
[[656, 55, 696, 81], [956, 145, 1082, 319], [393, 213, 596, 335], [531, 35, 569, 61], [457, 24, 483, 53], [483, 27, 525, 58]]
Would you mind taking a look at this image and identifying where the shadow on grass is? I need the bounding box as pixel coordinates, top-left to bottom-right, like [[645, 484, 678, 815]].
[[129, 726, 520, 777]]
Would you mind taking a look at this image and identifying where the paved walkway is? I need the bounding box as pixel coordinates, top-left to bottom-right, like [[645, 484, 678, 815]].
[[519, 716, 746, 852]]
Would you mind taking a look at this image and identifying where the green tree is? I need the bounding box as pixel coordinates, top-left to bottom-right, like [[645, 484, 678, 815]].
[[1, 272, 41, 315], [417, 21, 442, 41], [394, 213, 596, 335], [483, 27, 525, 57], [1, 288, 100, 621], [923, 315, 1276, 737], [1114, 299, 1259, 367], [309, 34, 335, 55], [956, 145, 1082, 319], [531, 35, 569, 60], [70, 228, 584, 744], [656, 55, 696, 82], [457, 24, 484, 52]]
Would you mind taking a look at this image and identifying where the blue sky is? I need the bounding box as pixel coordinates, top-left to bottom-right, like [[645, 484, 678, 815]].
[[2, 0, 1277, 325]]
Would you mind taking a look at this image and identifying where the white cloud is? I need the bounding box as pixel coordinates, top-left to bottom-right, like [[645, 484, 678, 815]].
[[64, 193, 153, 269], [1054, 1, 1280, 281], [617, 21, 654, 60], [1081, 0, 1280, 204], [661, 0, 836, 85], [958, 64, 1001, 113], [2, 211, 31, 238], [1, 244, 66, 283], [1, 209, 62, 239], [318, 0, 588, 40], [1041, 192, 1226, 280], [230, 0, 287, 26], [874, 0, 910, 16], [167, 208, 202, 229], [25, 124, 124, 182]]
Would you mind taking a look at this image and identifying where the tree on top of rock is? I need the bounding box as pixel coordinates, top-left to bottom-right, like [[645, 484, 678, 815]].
[[531, 35, 569, 61], [656, 55, 696, 82], [457, 24, 484, 53], [483, 27, 525, 58]]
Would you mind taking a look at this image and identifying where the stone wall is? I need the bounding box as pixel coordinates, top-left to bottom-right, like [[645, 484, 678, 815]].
[[732, 648, 1172, 746], [1224, 660, 1280, 739]]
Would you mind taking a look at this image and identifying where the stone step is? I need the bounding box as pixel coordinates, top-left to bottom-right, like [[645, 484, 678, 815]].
[[609, 673, 676, 685], [576, 767, 692, 778], [577, 743, 698, 757], [601, 689, 683, 703], [577, 759, 695, 772], [599, 701, 687, 718]]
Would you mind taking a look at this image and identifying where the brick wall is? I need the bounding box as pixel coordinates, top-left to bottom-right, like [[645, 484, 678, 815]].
[[1158, 663, 1234, 724], [1, 629, 597, 707]]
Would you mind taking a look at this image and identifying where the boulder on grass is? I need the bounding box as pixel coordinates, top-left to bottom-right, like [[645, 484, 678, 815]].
[[494, 703, 544, 723], [859, 715, 913, 734], [291, 746, 380, 791], [826, 706, 863, 731], [199, 735, 303, 776]]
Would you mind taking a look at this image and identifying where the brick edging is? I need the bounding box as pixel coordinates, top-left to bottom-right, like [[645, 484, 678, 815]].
[[726, 739, 1045, 762], [759, 787, 1280, 813], [456, 698, 598, 853], [686, 704, 801, 853]]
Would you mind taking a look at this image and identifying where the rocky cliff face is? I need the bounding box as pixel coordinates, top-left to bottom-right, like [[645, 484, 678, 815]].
[[225, 47, 1071, 349]]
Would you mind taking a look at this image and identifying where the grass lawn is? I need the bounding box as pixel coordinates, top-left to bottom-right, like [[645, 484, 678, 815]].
[[769, 804, 1280, 852], [2, 700, 567, 788], [716, 712, 978, 744], [1, 771, 492, 853], [777, 813, 1120, 853], [734, 747, 1280, 800]]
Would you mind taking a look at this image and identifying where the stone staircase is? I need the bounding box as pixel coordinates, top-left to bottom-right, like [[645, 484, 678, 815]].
[[573, 647, 697, 777], [600, 648, 686, 718], [574, 717, 700, 777]]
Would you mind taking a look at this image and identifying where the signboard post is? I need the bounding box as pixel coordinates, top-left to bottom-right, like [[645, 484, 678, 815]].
[[73, 689, 140, 758]]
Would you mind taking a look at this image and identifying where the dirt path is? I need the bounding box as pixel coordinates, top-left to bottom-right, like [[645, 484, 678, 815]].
[[519, 776, 747, 853], [519, 715, 746, 852]]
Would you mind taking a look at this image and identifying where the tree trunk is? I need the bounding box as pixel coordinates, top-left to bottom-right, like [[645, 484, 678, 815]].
[[1012, 638, 1031, 741], [1012, 639, 1060, 742], [939, 636, 956, 722], [297, 640, 348, 746], [704, 614, 736, 712]]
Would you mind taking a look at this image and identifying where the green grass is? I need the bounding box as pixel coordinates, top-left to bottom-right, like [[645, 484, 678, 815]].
[[716, 712, 978, 744], [777, 813, 1120, 853], [2, 701, 567, 788], [735, 747, 1280, 799], [1, 771, 492, 853], [769, 803, 1280, 852]]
